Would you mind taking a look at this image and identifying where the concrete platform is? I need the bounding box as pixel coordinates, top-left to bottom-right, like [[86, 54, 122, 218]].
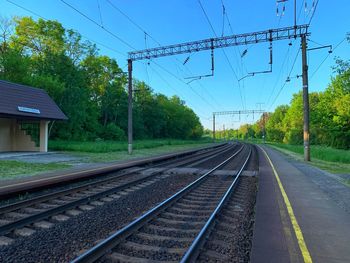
[[251, 145, 350, 263], [0, 144, 223, 198], [0, 151, 83, 164]]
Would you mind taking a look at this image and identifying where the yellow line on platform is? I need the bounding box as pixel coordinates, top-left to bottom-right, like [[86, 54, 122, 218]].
[[259, 145, 313, 263]]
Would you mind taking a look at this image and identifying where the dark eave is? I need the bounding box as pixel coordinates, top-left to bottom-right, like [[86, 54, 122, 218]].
[[0, 80, 68, 121]]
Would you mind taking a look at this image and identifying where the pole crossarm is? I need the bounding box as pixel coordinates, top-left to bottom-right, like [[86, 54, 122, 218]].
[[213, 110, 265, 116], [128, 25, 309, 61]]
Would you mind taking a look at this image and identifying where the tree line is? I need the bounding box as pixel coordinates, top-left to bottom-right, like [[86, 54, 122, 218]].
[[0, 17, 204, 141], [212, 34, 350, 149]]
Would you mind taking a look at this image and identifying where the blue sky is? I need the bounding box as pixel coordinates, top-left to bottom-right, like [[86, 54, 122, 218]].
[[1, 0, 349, 130]]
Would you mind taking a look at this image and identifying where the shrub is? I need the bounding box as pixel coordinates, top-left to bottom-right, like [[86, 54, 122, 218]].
[[99, 123, 126, 140]]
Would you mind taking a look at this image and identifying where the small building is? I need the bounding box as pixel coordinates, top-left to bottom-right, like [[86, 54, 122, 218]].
[[0, 80, 67, 152]]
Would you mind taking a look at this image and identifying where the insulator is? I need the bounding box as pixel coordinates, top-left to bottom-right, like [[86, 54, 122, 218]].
[[183, 56, 190, 65]]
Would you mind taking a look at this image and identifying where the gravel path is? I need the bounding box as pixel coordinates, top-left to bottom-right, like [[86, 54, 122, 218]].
[[0, 173, 200, 263]]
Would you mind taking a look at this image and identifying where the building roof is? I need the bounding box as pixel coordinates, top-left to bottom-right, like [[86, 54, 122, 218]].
[[0, 80, 68, 120]]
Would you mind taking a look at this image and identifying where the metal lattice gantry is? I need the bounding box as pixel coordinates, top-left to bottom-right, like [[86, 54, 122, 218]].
[[212, 110, 265, 141], [213, 110, 265, 116], [127, 24, 311, 161], [128, 25, 309, 61]]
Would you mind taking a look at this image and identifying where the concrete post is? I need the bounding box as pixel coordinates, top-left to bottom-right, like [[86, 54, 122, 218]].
[[213, 113, 215, 141], [302, 35, 310, 161], [128, 59, 133, 155], [40, 120, 48, 152]]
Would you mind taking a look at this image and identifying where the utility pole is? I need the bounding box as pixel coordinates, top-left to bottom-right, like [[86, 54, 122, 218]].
[[127, 59, 133, 154], [301, 35, 310, 161], [212, 113, 216, 141], [127, 25, 309, 154], [223, 124, 225, 141], [263, 112, 266, 144]]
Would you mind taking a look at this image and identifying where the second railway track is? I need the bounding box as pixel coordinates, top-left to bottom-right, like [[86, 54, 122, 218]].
[[72, 143, 255, 263], [0, 143, 239, 245]]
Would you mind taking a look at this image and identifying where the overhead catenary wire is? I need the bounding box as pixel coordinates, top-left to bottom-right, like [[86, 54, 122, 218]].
[[148, 63, 208, 118], [100, 0, 222, 114], [104, 0, 220, 112], [7, 0, 219, 113], [96, 0, 103, 27], [151, 60, 219, 111], [220, 0, 245, 77], [308, 0, 319, 25], [144, 33, 151, 86], [310, 37, 347, 79], [265, 42, 292, 106], [104, 0, 161, 47], [59, 0, 136, 50], [266, 0, 307, 111], [297, 0, 306, 23], [197, 0, 245, 110], [5, 0, 126, 57], [268, 46, 301, 110]]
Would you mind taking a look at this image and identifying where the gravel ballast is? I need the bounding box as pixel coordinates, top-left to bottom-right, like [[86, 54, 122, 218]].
[[0, 172, 201, 262]]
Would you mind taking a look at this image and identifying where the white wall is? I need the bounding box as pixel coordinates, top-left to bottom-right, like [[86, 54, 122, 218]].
[[0, 118, 45, 152], [0, 118, 12, 151]]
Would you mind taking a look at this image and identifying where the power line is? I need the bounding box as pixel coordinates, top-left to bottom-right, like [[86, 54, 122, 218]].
[[310, 36, 347, 79], [104, 0, 161, 47], [144, 33, 150, 86], [180, 64, 222, 108], [297, 0, 306, 23], [197, 0, 245, 109], [197, 0, 217, 37], [148, 63, 208, 117], [308, 0, 319, 25], [60, 0, 135, 50], [96, 0, 103, 27], [221, 3, 245, 77], [8, 0, 218, 113], [266, 42, 292, 106], [151, 60, 219, 111], [5, 0, 126, 57], [105, 0, 220, 111], [268, 46, 301, 110]]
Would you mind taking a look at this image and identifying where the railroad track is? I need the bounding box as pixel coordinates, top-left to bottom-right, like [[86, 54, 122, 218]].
[[0, 143, 227, 199], [0, 143, 238, 245], [71, 143, 253, 263]]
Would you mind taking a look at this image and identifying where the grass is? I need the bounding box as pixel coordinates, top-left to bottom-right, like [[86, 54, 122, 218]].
[[0, 160, 70, 180], [267, 142, 350, 174], [267, 143, 350, 163], [0, 139, 216, 179], [49, 139, 214, 153], [72, 142, 217, 163]]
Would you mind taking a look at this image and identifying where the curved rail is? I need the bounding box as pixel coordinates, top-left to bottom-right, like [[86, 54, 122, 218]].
[[0, 143, 227, 198], [0, 143, 236, 237], [0, 143, 231, 214], [180, 146, 252, 262], [71, 144, 246, 263]]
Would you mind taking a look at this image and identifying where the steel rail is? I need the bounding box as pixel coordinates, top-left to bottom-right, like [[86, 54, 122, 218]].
[[0, 144, 236, 236], [0, 143, 231, 214], [0, 143, 226, 198], [71, 144, 245, 263], [180, 146, 252, 263]]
